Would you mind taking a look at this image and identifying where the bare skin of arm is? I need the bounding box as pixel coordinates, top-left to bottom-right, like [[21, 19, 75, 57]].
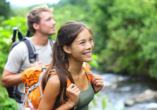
[[38, 75, 80, 110], [1, 61, 42, 87], [1, 69, 23, 87]]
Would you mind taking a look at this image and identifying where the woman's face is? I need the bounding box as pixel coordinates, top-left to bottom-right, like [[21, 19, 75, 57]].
[[68, 28, 94, 63]]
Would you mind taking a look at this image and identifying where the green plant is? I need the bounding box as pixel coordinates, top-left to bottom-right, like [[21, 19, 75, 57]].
[[92, 0, 157, 78], [0, 76, 17, 110], [88, 54, 99, 68], [89, 93, 124, 110]]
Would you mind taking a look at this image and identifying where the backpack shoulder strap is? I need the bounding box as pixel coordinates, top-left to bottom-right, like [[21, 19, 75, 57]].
[[23, 38, 53, 63], [49, 69, 56, 75], [23, 38, 37, 63], [67, 78, 71, 87], [82, 62, 93, 85]]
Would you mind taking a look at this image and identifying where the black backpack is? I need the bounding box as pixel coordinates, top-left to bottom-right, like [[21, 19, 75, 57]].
[[6, 27, 53, 103]]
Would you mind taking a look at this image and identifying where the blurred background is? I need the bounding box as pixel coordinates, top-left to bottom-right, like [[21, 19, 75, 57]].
[[0, 0, 157, 110]]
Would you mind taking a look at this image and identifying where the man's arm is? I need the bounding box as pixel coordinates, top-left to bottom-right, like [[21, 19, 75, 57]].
[[1, 46, 23, 87], [1, 61, 43, 87], [1, 69, 23, 87]]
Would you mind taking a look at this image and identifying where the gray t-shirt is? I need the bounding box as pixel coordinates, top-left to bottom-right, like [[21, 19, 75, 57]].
[[4, 37, 52, 93]]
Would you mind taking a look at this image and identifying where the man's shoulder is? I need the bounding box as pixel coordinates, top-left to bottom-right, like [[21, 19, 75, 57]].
[[12, 41, 28, 53], [5, 41, 30, 73]]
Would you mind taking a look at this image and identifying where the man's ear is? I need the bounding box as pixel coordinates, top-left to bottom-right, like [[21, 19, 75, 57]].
[[63, 45, 71, 54], [33, 23, 39, 30]]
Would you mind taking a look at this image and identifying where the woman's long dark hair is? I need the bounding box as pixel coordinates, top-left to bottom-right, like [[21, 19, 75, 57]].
[[42, 21, 93, 103]]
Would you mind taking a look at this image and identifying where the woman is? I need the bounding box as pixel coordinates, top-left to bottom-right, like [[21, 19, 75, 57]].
[[38, 21, 104, 110]]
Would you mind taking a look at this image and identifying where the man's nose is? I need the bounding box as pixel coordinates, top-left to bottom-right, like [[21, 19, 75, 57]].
[[52, 19, 56, 25]]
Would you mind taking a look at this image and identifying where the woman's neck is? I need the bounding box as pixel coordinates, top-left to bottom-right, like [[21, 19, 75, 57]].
[[68, 60, 83, 76]]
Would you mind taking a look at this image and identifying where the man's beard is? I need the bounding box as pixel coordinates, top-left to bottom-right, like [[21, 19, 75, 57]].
[[40, 30, 55, 36]]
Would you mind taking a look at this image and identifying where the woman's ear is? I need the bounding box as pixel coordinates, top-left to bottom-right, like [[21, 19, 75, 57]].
[[63, 45, 71, 54], [33, 23, 39, 30]]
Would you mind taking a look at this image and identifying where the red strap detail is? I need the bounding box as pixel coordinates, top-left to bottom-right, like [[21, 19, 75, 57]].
[[59, 103, 63, 106]]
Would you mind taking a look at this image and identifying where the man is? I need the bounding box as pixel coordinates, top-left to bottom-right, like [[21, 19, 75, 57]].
[[1, 5, 56, 110]]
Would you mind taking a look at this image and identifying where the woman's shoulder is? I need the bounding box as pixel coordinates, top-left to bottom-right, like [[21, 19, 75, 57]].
[[47, 74, 60, 86], [44, 74, 61, 93], [43, 74, 61, 97]]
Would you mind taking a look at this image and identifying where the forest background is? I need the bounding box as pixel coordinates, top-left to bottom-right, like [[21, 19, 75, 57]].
[[0, 0, 157, 109]]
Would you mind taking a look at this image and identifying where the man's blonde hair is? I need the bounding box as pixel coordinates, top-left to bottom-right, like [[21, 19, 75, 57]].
[[27, 5, 53, 33]]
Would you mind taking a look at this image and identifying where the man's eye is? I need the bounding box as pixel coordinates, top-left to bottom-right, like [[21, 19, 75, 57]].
[[47, 18, 51, 21], [89, 38, 93, 41]]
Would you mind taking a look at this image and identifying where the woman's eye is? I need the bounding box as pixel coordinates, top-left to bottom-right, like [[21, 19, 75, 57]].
[[80, 42, 84, 44]]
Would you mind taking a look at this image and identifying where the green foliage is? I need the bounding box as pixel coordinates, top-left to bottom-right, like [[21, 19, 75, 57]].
[[0, 76, 17, 110], [0, 27, 10, 73], [88, 0, 115, 54], [102, 98, 107, 109], [56, 0, 88, 8], [93, 0, 157, 78], [0, 94, 17, 110], [0, 0, 10, 19], [0, 17, 27, 73], [88, 55, 99, 68], [11, 8, 29, 17], [89, 93, 124, 110]]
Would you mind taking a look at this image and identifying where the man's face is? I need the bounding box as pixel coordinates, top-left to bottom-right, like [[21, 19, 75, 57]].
[[37, 11, 56, 36]]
